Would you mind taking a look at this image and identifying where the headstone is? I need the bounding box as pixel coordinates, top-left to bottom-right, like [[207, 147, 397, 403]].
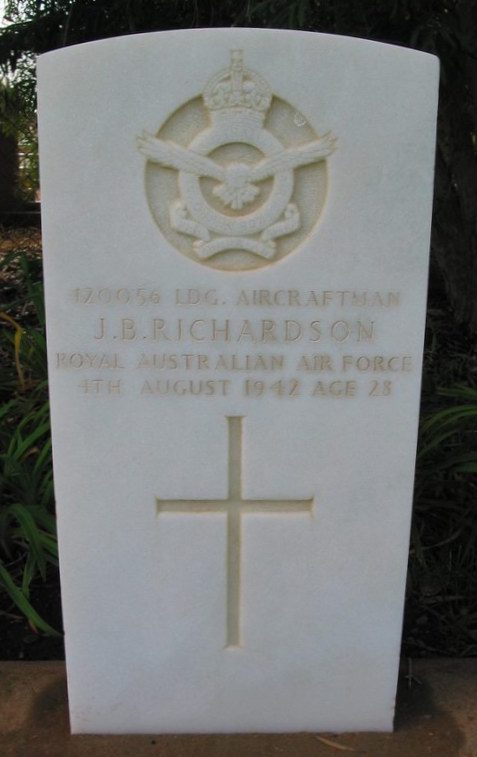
[[37, 29, 439, 734]]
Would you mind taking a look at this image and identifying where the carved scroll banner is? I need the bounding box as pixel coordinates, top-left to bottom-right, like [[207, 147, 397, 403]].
[[37, 30, 438, 734]]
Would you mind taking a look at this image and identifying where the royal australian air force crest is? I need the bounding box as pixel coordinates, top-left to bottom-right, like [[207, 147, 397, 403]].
[[138, 50, 336, 271]]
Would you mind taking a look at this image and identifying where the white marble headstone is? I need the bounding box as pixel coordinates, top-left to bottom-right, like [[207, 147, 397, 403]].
[[37, 29, 438, 734]]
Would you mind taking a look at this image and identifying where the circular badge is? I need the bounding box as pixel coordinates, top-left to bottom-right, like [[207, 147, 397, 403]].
[[138, 50, 336, 271]]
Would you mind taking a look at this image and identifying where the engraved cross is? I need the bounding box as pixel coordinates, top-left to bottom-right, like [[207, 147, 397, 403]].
[[156, 416, 314, 648]]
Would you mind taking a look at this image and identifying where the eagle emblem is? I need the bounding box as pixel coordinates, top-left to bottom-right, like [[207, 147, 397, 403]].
[[138, 50, 336, 270]]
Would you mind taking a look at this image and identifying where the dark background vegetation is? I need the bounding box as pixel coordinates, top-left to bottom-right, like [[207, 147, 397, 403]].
[[0, 0, 476, 660]]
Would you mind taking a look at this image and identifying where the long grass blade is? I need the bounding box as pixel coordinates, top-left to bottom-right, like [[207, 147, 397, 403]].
[[0, 561, 60, 636]]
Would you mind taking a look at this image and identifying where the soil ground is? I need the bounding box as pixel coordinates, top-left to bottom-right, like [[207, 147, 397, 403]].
[[0, 659, 475, 756]]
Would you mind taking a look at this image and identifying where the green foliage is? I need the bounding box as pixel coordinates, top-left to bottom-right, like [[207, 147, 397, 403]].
[[405, 304, 477, 657], [418, 386, 477, 475], [0, 240, 59, 636], [0, 66, 38, 201]]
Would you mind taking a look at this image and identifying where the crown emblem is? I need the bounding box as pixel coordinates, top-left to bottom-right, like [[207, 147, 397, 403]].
[[203, 50, 272, 128]]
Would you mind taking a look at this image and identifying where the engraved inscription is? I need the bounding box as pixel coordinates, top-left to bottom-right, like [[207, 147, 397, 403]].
[[138, 51, 336, 270], [91, 316, 374, 344], [58, 285, 413, 400], [73, 288, 401, 308], [156, 417, 313, 647], [78, 379, 121, 395]]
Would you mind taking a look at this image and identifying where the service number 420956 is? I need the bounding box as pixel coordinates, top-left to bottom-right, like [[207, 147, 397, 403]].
[[73, 287, 160, 305]]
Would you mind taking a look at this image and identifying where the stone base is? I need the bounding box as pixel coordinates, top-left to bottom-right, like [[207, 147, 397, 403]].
[[0, 659, 475, 756]]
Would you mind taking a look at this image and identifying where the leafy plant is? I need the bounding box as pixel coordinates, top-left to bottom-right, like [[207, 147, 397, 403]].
[[405, 321, 477, 657], [0, 240, 60, 636], [0, 64, 38, 202], [418, 386, 477, 476]]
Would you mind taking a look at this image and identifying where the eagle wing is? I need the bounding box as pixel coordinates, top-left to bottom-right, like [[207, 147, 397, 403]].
[[250, 132, 337, 182], [137, 132, 225, 181]]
